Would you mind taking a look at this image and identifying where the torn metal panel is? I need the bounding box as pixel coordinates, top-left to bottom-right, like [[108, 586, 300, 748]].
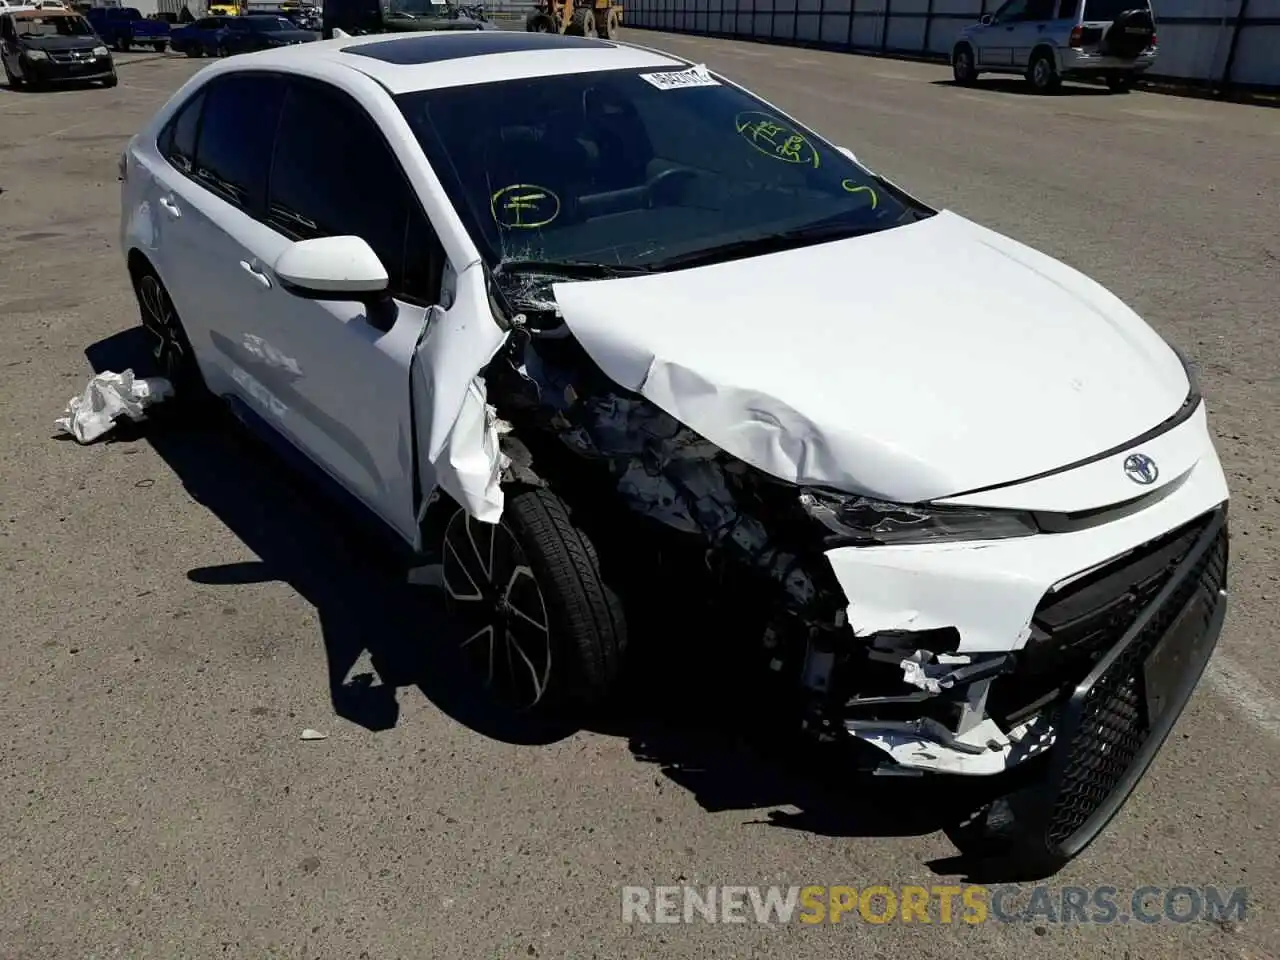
[[849, 714, 1057, 776], [509, 338, 832, 613], [410, 261, 510, 523], [550, 209, 1191, 504]]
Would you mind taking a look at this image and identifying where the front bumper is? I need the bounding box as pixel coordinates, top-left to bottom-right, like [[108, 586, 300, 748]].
[[22, 54, 115, 83], [819, 399, 1229, 785]]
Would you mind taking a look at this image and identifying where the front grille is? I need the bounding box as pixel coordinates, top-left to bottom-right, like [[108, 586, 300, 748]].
[[989, 514, 1212, 726], [1046, 523, 1227, 846]]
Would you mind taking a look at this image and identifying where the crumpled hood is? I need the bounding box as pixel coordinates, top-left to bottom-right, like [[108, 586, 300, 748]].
[[552, 210, 1189, 503]]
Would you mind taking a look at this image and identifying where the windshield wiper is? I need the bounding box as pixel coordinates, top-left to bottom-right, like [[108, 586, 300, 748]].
[[494, 259, 652, 280], [645, 221, 888, 272]]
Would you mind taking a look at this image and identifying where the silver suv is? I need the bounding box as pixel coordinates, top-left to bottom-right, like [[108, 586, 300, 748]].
[[952, 0, 1157, 93]]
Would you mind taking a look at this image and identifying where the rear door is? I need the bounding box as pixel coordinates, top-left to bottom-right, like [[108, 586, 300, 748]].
[[1007, 0, 1057, 67], [140, 72, 287, 404]]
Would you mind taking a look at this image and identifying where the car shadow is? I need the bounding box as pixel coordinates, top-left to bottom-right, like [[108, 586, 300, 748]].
[[931, 78, 1114, 96], [85, 325, 1009, 874]]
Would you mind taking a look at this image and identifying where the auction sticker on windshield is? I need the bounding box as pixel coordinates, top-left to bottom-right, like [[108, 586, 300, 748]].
[[639, 64, 720, 90]]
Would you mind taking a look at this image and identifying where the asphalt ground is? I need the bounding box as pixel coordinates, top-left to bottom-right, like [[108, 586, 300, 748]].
[[1, 37, 1278, 960]]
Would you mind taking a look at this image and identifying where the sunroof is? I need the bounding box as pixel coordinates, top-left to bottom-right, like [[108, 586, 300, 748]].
[[341, 31, 615, 65]]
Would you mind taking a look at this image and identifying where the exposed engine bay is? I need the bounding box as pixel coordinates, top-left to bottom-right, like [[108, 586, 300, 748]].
[[478, 270, 1028, 770]]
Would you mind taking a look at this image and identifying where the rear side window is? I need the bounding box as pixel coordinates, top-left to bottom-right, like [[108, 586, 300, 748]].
[[1082, 0, 1149, 17], [193, 73, 285, 213], [1056, 0, 1078, 17], [161, 89, 205, 174], [1025, 0, 1056, 18], [267, 79, 444, 303]]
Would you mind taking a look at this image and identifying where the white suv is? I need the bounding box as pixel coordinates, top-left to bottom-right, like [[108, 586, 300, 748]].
[[953, 0, 1158, 93]]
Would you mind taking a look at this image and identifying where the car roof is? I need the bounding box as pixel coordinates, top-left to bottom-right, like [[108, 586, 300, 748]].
[[220, 30, 689, 95]]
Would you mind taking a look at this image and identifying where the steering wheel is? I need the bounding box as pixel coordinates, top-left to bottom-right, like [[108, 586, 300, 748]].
[[644, 167, 699, 209]]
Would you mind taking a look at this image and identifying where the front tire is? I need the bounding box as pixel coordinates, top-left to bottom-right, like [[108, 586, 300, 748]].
[[2, 60, 22, 89], [944, 779, 1070, 880], [442, 489, 626, 715], [525, 11, 554, 31], [597, 5, 619, 38], [952, 43, 978, 85], [1027, 50, 1061, 92]]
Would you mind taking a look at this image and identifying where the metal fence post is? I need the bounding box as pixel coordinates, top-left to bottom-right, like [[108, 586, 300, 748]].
[[1219, 0, 1252, 95]]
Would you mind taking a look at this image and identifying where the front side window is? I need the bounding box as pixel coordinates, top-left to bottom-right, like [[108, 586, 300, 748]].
[[267, 79, 444, 303], [398, 66, 925, 274], [192, 73, 284, 212], [249, 16, 291, 30]]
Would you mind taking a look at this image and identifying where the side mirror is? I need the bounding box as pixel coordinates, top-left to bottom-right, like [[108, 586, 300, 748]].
[[836, 146, 859, 164], [274, 235, 398, 331], [979, 13, 993, 23], [274, 235, 388, 300]]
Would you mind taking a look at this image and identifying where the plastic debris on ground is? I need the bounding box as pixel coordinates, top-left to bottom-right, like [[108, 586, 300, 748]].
[[54, 369, 174, 444], [300, 728, 328, 741]]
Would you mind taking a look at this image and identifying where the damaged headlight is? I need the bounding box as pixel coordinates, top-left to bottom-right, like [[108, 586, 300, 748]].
[[799, 490, 1038, 545]]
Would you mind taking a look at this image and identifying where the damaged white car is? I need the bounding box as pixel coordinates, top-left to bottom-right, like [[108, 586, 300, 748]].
[[119, 31, 1229, 875]]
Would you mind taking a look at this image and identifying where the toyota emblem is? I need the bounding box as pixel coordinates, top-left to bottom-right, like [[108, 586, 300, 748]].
[[1123, 453, 1159, 485]]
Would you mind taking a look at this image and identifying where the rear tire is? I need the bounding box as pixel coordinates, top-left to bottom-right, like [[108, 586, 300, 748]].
[[597, 5, 619, 38], [1106, 72, 1134, 93], [525, 11, 554, 31], [152, 41, 167, 52], [952, 43, 978, 85], [130, 263, 208, 405], [1027, 49, 1061, 93], [102, 73, 118, 87], [442, 488, 626, 716], [567, 6, 595, 36]]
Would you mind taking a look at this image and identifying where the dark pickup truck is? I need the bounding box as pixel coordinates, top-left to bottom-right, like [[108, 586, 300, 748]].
[[84, 6, 169, 51]]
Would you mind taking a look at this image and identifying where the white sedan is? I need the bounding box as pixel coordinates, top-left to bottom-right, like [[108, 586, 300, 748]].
[[119, 30, 1229, 876]]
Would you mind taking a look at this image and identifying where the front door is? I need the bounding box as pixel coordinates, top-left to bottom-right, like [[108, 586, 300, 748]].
[[979, 0, 1028, 64], [231, 75, 450, 546]]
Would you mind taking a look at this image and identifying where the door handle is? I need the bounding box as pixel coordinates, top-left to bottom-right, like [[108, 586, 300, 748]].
[[158, 197, 181, 218], [239, 260, 272, 289], [1005, 24, 1015, 29]]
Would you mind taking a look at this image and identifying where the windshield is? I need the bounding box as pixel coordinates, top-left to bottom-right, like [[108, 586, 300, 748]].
[[249, 15, 291, 28], [398, 66, 926, 273], [17, 13, 93, 34], [120, 6, 141, 16]]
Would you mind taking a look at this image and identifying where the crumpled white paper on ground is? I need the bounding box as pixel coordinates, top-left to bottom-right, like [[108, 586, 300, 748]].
[[55, 370, 174, 444]]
